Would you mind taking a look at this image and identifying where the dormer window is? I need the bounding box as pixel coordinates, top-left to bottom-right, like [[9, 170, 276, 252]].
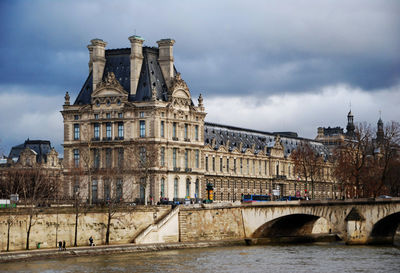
[[106, 100, 111, 106], [74, 115, 79, 120], [106, 113, 111, 119], [94, 114, 99, 119], [95, 100, 100, 107], [140, 112, 144, 118], [118, 113, 123, 118], [117, 99, 121, 105]]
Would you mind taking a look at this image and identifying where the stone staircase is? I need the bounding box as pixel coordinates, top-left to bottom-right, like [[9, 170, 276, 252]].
[[134, 206, 180, 244]]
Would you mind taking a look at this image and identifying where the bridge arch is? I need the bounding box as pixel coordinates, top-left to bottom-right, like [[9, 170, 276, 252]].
[[251, 213, 333, 240], [368, 212, 400, 245]]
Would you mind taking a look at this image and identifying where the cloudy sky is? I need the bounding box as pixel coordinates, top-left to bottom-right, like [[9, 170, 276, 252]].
[[0, 0, 399, 155]]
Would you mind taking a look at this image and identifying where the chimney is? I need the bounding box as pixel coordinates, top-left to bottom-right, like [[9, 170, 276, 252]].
[[128, 35, 144, 96], [157, 39, 175, 88], [88, 39, 107, 91]]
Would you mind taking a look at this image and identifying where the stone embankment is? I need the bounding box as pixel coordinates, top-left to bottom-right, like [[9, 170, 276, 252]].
[[0, 240, 245, 263]]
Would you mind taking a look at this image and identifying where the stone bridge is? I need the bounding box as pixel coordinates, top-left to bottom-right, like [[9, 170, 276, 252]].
[[135, 198, 400, 245]]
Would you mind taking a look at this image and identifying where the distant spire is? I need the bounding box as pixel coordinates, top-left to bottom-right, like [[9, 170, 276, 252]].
[[377, 111, 384, 142]]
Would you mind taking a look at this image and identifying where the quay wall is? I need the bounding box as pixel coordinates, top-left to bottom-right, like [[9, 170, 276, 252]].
[[0, 206, 171, 251]]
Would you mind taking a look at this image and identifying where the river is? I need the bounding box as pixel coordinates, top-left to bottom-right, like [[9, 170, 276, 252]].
[[1, 243, 399, 273]]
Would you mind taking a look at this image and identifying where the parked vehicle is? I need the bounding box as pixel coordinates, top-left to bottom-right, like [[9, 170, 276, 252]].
[[278, 196, 304, 201], [242, 194, 271, 203]]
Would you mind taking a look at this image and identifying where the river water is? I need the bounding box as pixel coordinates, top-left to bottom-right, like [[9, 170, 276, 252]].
[[1, 243, 399, 273]]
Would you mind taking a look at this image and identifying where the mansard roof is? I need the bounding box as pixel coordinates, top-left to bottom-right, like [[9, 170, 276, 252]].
[[204, 122, 330, 157], [74, 47, 174, 105], [8, 139, 53, 163]]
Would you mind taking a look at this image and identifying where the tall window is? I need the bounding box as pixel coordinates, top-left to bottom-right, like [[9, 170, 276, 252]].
[[195, 125, 199, 141], [205, 156, 209, 171], [73, 149, 80, 167], [74, 124, 80, 140], [265, 161, 267, 175], [173, 148, 177, 168], [106, 122, 112, 139], [73, 178, 80, 195], [140, 181, 145, 202], [253, 159, 255, 174], [118, 148, 124, 168], [139, 146, 146, 164], [160, 147, 165, 167], [140, 120, 146, 137], [116, 179, 123, 201], [106, 148, 112, 168], [186, 179, 190, 197], [92, 179, 98, 203], [240, 158, 243, 173], [161, 121, 165, 137], [195, 179, 199, 198], [220, 157, 223, 172], [185, 149, 189, 169], [276, 163, 279, 176], [174, 178, 178, 198], [195, 150, 199, 168], [212, 157, 215, 171], [184, 124, 188, 139], [247, 159, 250, 174], [227, 158, 229, 173], [104, 179, 111, 201], [93, 149, 100, 169], [94, 123, 100, 139], [160, 178, 165, 198], [172, 122, 177, 138], [234, 158, 236, 173], [118, 122, 124, 138], [259, 160, 262, 175]]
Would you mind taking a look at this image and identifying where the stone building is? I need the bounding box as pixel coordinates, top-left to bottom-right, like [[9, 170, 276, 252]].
[[62, 36, 336, 204], [315, 111, 356, 150]]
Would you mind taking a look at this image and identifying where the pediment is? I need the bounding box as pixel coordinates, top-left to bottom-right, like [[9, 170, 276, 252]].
[[92, 72, 128, 99]]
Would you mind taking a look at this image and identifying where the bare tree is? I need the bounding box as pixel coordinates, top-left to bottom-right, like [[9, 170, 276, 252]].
[[127, 142, 159, 205], [366, 121, 400, 197], [79, 125, 95, 205], [291, 141, 324, 199], [0, 168, 23, 251], [333, 123, 373, 198]]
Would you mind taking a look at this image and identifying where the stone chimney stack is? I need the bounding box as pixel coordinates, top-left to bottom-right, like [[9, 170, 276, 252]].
[[88, 39, 107, 91], [157, 39, 175, 88], [129, 35, 144, 96]]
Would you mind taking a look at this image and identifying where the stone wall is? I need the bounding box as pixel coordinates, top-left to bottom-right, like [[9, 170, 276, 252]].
[[179, 205, 245, 242], [0, 206, 171, 251]]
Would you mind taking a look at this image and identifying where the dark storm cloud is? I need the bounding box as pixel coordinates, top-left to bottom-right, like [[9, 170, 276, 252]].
[[1, 0, 399, 97], [0, 0, 399, 154]]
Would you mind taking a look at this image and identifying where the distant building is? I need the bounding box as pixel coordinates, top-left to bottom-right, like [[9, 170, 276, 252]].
[[316, 111, 356, 150], [6, 139, 61, 168]]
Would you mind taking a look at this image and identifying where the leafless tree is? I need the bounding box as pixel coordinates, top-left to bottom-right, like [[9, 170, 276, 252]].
[[127, 142, 159, 205], [291, 141, 325, 199], [20, 167, 60, 249], [0, 168, 23, 251]]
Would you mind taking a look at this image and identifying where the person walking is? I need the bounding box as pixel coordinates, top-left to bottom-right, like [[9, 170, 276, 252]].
[[62, 240, 66, 251], [89, 236, 94, 246], [58, 241, 62, 251]]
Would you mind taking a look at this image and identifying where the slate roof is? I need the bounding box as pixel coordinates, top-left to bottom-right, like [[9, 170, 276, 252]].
[[74, 47, 173, 105], [204, 122, 330, 157], [8, 139, 53, 163]]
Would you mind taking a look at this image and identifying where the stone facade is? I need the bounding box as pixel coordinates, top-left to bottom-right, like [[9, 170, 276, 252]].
[[62, 35, 337, 204]]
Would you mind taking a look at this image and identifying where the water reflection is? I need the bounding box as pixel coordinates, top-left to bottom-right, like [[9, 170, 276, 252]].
[[1, 244, 399, 273]]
